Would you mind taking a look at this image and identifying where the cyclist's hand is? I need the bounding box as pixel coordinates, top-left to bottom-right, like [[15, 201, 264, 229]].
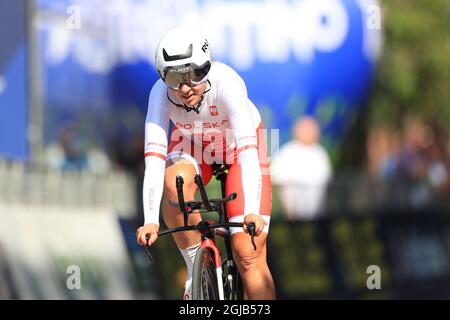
[[243, 214, 267, 237], [136, 223, 159, 246]]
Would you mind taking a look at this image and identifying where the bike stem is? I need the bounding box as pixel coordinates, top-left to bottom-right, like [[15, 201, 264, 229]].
[[176, 175, 189, 227]]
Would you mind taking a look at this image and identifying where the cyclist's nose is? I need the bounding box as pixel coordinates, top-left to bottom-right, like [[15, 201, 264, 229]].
[[179, 83, 193, 94]]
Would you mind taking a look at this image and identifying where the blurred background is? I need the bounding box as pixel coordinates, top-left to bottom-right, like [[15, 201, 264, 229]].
[[0, 0, 449, 299]]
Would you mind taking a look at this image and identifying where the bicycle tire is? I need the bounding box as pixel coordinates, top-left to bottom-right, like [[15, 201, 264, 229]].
[[192, 247, 220, 300]]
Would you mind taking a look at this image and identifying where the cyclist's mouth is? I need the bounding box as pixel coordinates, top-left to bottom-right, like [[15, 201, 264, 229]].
[[183, 94, 197, 106], [181, 93, 193, 99]]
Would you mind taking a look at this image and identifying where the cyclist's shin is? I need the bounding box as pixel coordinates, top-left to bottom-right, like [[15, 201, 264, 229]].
[[179, 242, 201, 296]]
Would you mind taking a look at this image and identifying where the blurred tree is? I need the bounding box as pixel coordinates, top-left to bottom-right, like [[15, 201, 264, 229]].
[[368, 0, 450, 127], [338, 0, 450, 169]]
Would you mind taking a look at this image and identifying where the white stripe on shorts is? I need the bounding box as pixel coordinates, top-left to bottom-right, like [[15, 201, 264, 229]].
[[167, 151, 201, 175], [229, 215, 271, 235]]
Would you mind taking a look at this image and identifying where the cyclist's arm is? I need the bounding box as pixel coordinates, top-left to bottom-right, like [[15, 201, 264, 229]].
[[221, 73, 262, 217], [143, 81, 170, 225]]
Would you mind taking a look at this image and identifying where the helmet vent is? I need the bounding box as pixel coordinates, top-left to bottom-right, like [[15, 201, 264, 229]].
[[163, 44, 193, 62]]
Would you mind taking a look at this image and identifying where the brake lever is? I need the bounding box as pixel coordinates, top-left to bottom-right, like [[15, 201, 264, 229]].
[[144, 234, 153, 263], [247, 223, 257, 251]]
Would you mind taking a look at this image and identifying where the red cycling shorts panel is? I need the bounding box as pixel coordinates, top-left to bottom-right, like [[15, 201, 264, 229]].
[[167, 122, 272, 221]]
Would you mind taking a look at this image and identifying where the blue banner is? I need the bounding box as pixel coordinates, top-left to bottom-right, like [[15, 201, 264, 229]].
[[0, 0, 28, 161], [37, 0, 382, 155]]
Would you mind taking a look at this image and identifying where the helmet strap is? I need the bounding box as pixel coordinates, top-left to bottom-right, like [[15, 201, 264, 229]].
[[166, 80, 211, 115]]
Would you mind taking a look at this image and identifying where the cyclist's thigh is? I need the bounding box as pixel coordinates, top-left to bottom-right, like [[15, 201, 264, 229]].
[[225, 162, 272, 234], [164, 151, 213, 193]]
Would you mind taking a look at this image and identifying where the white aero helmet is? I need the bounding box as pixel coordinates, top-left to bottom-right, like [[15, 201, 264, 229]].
[[155, 27, 211, 89]]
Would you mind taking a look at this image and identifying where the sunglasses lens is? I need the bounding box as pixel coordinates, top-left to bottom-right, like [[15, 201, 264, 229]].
[[164, 66, 189, 88], [190, 61, 211, 83], [163, 62, 211, 89]]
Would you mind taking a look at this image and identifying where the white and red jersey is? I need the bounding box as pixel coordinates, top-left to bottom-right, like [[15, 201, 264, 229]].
[[143, 61, 264, 225]]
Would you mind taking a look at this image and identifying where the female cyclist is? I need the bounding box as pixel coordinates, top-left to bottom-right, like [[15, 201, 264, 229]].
[[136, 26, 275, 300]]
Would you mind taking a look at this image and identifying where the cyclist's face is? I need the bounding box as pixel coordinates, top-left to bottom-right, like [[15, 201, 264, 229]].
[[171, 82, 208, 107]]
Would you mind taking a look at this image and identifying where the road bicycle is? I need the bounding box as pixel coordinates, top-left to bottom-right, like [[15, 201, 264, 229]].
[[144, 163, 256, 300]]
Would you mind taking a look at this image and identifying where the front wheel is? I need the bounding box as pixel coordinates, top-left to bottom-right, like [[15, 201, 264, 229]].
[[192, 247, 220, 300]]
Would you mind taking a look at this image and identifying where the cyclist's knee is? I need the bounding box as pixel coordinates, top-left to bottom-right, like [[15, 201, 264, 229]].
[[164, 161, 197, 197], [233, 243, 261, 273], [232, 233, 268, 273], [236, 252, 259, 273]]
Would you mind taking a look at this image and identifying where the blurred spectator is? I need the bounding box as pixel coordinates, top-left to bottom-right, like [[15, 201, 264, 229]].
[[396, 117, 434, 208], [427, 139, 449, 194], [45, 124, 111, 174], [110, 132, 145, 225], [401, 118, 450, 208], [368, 117, 450, 209], [86, 147, 112, 174], [366, 125, 401, 180], [271, 116, 332, 220]]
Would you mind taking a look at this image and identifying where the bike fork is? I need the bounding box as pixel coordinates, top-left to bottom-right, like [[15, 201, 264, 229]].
[[216, 266, 225, 300], [201, 238, 225, 300]]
